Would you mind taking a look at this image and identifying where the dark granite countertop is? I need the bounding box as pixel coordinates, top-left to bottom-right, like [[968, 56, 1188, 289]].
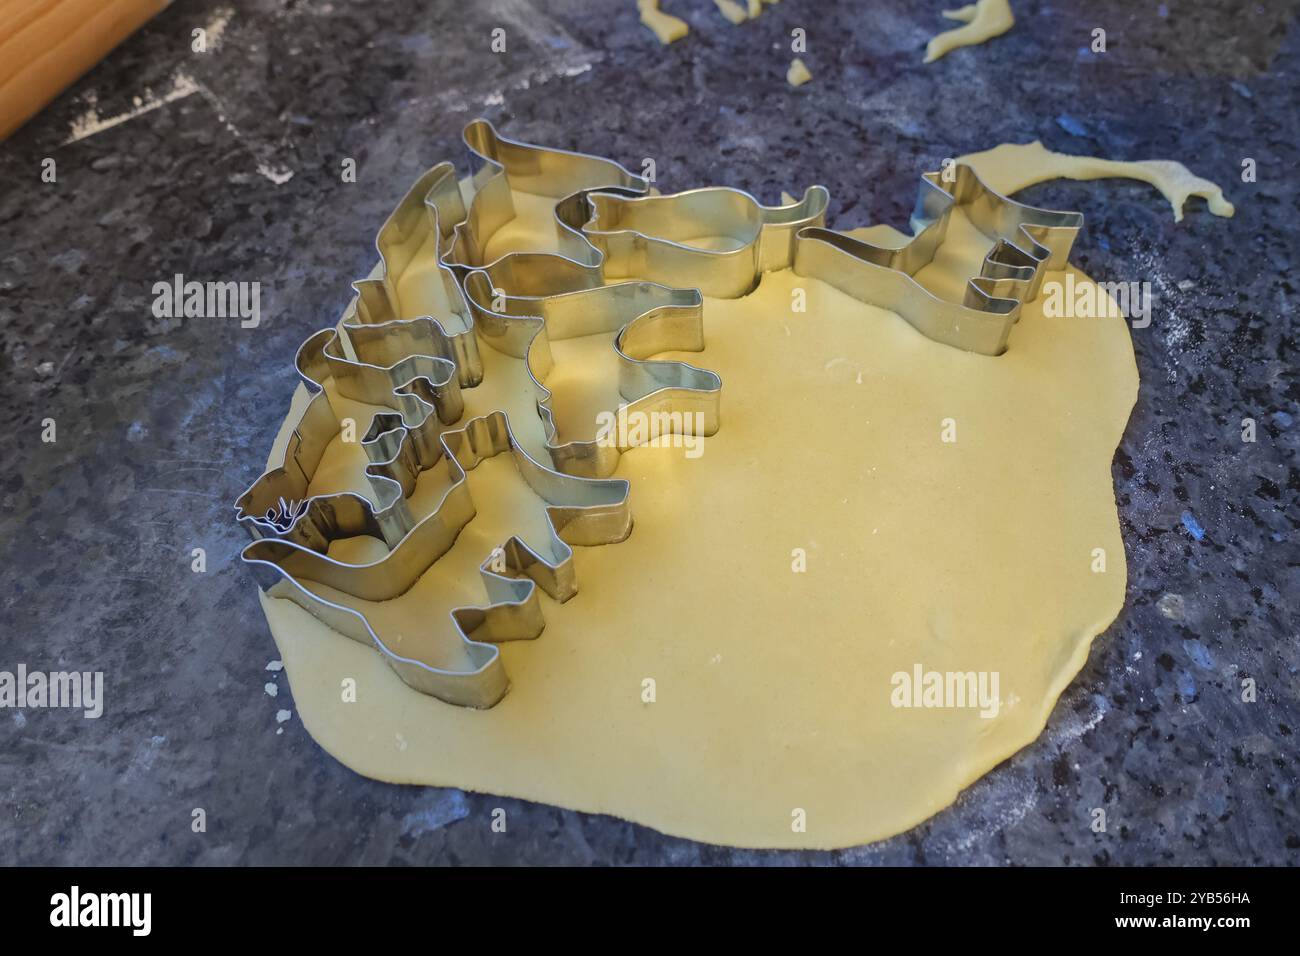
[[1, 0, 1296, 865]]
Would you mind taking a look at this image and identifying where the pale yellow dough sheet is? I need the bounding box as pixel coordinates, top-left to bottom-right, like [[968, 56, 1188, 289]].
[[254, 145, 1226, 849]]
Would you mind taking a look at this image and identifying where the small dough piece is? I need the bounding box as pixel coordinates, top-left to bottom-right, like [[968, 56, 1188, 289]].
[[638, 0, 689, 44], [957, 141, 1236, 222], [924, 0, 1014, 63], [714, 0, 748, 25], [787, 58, 812, 87]]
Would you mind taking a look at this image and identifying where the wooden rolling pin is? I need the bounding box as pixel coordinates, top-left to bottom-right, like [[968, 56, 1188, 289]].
[[0, 0, 170, 141]]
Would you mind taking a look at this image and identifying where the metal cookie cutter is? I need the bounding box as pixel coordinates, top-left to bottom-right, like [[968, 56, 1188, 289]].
[[234, 375, 471, 556], [238, 322, 631, 706], [562, 184, 830, 297], [461, 275, 720, 477], [242, 409, 632, 709], [297, 161, 485, 426], [234, 379, 453, 556], [441, 119, 828, 302], [294, 324, 464, 432], [348, 161, 483, 385], [234, 388, 373, 543], [793, 162, 1082, 355], [442, 118, 651, 274]]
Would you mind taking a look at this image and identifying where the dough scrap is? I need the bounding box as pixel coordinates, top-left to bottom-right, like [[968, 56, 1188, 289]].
[[640, 0, 778, 45], [637, 0, 689, 45], [924, 0, 1014, 63], [957, 141, 1236, 223], [787, 58, 812, 87], [714, 0, 748, 25]]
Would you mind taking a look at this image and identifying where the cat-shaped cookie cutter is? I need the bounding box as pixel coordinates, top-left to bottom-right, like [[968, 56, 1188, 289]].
[[793, 162, 1083, 355]]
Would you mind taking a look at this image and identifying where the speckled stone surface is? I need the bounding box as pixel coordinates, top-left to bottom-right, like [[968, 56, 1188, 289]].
[[1, 0, 1296, 865]]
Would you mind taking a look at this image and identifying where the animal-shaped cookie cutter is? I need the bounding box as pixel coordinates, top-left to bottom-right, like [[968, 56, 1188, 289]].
[[462, 274, 720, 477], [442, 120, 830, 301], [560, 184, 830, 297], [793, 162, 1083, 355], [311, 161, 483, 403], [442, 118, 651, 275]]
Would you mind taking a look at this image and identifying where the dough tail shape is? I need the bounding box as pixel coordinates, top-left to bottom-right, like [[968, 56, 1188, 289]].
[[924, 0, 1015, 63], [956, 141, 1236, 222]]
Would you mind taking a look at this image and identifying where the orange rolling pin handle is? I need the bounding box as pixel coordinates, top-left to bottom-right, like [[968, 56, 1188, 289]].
[[0, 0, 170, 142]]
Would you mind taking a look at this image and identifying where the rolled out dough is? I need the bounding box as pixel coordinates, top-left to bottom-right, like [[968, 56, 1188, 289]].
[[252, 149, 1225, 849]]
